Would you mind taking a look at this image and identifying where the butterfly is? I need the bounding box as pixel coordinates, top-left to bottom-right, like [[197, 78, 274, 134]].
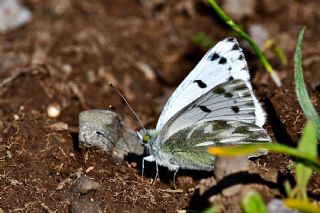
[[137, 37, 271, 187]]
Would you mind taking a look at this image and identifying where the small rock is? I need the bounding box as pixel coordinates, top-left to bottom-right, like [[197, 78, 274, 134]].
[[267, 199, 300, 213], [0, 0, 31, 33], [5, 150, 12, 159], [78, 110, 144, 162], [223, 0, 255, 20], [75, 176, 101, 194], [214, 156, 250, 181], [62, 64, 73, 75], [47, 103, 62, 118], [47, 122, 69, 131], [13, 114, 19, 120], [70, 199, 102, 213], [188, 187, 195, 193], [86, 70, 97, 83], [248, 24, 270, 49], [85, 166, 94, 173], [136, 62, 156, 81]]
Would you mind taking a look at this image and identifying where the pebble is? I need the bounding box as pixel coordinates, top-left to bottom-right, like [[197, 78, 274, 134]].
[[5, 150, 12, 159], [75, 176, 101, 195], [214, 156, 250, 182], [248, 24, 270, 49], [267, 199, 301, 213], [0, 0, 31, 33], [78, 110, 144, 162], [47, 103, 62, 118], [47, 122, 69, 131], [223, 0, 255, 20]]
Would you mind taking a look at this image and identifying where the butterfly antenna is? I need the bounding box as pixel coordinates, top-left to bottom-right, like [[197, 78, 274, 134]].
[[108, 105, 145, 127], [109, 82, 145, 130]]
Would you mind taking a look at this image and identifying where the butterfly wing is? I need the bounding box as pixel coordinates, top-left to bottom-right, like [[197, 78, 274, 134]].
[[157, 37, 265, 130], [158, 79, 265, 141], [161, 120, 270, 171]]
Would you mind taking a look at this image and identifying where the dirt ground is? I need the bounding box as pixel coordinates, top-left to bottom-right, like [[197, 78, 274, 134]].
[[0, 0, 319, 212]]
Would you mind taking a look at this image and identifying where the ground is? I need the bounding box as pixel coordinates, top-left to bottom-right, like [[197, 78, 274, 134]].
[[0, 0, 319, 212]]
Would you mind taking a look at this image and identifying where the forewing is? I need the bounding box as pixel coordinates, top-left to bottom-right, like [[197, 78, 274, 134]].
[[156, 37, 265, 130], [162, 120, 270, 170], [159, 79, 264, 140]]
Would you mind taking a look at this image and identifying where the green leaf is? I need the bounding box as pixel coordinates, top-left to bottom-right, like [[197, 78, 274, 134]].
[[294, 120, 317, 200], [241, 190, 267, 213], [207, 0, 281, 86], [284, 180, 293, 198], [203, 206, 220, 213], [208, 143, 320, 173], [284, 198, 320, 213], [294, 27, 320, 138]]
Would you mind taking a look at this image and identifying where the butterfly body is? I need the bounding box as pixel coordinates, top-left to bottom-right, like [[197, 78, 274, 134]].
[[137, 38, 271, 186]]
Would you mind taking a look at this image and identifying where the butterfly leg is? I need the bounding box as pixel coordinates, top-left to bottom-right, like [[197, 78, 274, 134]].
[[142, 155, 156, 182], [152, 160, 159, 186], [168, 164, 179, 189]]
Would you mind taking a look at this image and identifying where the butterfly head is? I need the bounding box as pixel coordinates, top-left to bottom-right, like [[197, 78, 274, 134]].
[[137, 129, 159, 145]]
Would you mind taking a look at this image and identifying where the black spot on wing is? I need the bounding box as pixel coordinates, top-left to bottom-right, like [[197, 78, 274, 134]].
[[231, 106, 240, 113], [228, 66, 232, 71], [199, 105, 212, 113], [228, 76, 234, 81], [231, 43, 240, 50], [226, 37, 236, 42], [218, 57, 227, 64], [239, 54, 244, 60], [193, 80, 207, 88], [209, 53, 220, 61]]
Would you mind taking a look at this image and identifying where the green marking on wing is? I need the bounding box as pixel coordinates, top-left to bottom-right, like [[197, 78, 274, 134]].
[[162, 120, 270, 169], [213, 85, 225, 94]]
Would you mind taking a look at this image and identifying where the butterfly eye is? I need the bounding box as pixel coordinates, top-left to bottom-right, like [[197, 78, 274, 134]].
[[142, 134, 150, 144]]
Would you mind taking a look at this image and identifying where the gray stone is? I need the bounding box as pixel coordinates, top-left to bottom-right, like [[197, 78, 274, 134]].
[[75, 176, 101, 194], [79, 110, 144, 162], [214, 156, 250, 182], [249, 24, 270, 49], [267, 199, 301, 213], [0, 0, 31, 33], [223, 0, 255, 20]]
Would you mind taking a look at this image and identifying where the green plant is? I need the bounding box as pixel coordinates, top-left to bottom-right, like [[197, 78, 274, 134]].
[[207, 0, 281, 86], [208, 120, 319, 172], [294, 27, 320, 139], [263, 39, 288, 66], [208, 28, 320, 212], [241, 190, 267, 213]]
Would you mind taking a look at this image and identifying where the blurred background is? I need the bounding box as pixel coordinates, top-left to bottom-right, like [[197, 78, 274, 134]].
[[0, 0, 319, 212]]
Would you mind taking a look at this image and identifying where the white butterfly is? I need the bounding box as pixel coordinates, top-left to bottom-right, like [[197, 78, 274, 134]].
[[137, 37, 270, 187]]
